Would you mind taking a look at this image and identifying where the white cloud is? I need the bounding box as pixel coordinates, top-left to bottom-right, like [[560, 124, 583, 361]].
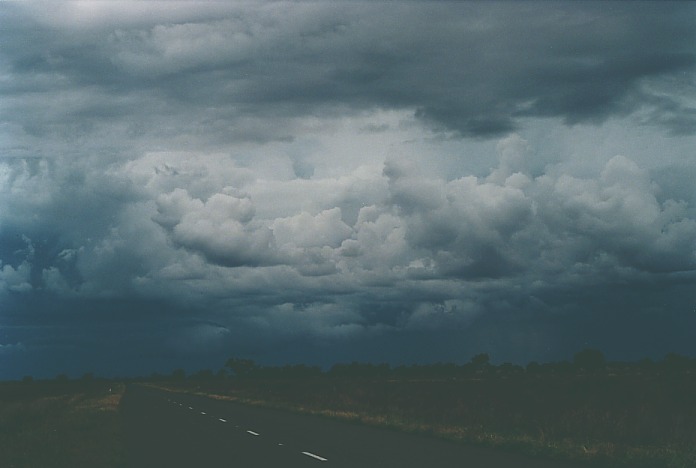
[[272, 208, 352, 249], [0, 342, 26, 356], [154, 188, 276, 268], [404, 299, 482, 330], [350, 207, 409, 273], [42, 267, 71, 295], [2, 123, 695, 328], [487, 133, 531, 184], [122, 152, 255, 200], [534, 155, 696, 274], [3, 1, 696, 376], [23, 1, 238, 30], [0, 261, 32, 293], [0, 158, 54, 227], [110, 19, 259, 77]]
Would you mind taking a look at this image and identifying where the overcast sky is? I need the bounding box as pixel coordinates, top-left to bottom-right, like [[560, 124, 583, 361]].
[[2, 1, 696, 379]]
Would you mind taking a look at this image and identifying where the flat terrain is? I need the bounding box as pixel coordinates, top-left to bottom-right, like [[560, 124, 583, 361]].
[[121, 384, 587, 468], [154, 371, 696, 467], [0, 381, 124, 468], [3, 370, 695, 467]]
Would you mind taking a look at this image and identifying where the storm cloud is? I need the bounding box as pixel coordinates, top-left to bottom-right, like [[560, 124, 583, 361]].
[[3, 2, 695, 145], [1, 2, 696, 379]]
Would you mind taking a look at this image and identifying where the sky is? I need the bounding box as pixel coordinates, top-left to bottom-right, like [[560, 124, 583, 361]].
[[1, 1, 696, 379]]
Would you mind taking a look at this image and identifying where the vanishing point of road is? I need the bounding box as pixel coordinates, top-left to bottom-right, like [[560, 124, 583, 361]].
[[120, 385, 587, 467]]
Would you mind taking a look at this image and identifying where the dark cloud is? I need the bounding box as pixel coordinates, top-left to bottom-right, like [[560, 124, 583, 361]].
[[1, 2, 696, 379], [2, 2, 695, 143]]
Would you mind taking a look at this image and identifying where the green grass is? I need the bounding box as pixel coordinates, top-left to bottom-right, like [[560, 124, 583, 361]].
[[0, 381, 125, 468], [8, 371, 693, 467], [155, 372, 696, 468]]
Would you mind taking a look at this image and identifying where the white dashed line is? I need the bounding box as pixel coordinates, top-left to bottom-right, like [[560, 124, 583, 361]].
[[302, 451, 328, 462], [160, 393, 327, 462]]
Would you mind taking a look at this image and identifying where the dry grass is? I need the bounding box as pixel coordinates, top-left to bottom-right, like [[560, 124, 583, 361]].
[[153, 373, 696, 468], [0, 381, 126, 468]]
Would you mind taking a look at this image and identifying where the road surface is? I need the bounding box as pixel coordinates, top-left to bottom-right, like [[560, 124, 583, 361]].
[[120, 385, 587, 467]]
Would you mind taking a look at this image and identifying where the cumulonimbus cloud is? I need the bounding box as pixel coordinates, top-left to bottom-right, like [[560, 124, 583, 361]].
[[2, 2, 696, 375], [3, 2, 695, 144]]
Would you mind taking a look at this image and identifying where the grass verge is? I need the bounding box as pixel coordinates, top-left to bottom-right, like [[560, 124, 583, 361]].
[[0, 381, 125, 468], [151, 375, 696, 468]]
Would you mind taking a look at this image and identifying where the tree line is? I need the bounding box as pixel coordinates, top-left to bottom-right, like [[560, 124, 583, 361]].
[[16, 349, 696, 383], [153, 349, 696, 382]]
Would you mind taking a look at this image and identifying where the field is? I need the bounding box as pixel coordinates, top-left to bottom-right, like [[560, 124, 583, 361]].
[[156, 370, 696, 468], [2, 366, 696, 467], [0, 380, 125, 468]]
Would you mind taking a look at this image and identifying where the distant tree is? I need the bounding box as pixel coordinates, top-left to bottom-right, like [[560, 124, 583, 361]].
[[662, 353, 692, 373], [193, 369, 214, 380], [252, 364, 322, 379], [55, 373, 69, 382], [526, 361, 541, 374], [22, 375, 34, 384], [541, 361, 573, 373], [171, 368, 186, 380], [225, 358, 258, 378], [279, 364, 322, 379], [81, 372, 94, 381], [329, 362, 390, 378], [637, 357, 654, 369], [573, 348, 606, 371], [629, 357, 653, 376], [498, 362, 523, 374], [423, 362, 458, 378], [470, 353, 491, 372]]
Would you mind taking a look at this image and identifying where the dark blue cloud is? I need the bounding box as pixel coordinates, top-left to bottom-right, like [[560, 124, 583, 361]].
[[1, 2, 696, 380]]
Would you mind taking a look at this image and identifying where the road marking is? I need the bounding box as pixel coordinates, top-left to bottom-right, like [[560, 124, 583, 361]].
[[218, 418, 227, 423], [302, 451, 328, 462], [201, 411, 207, 415], [246, 430, 260, 436], [188, 406, 194, 410]]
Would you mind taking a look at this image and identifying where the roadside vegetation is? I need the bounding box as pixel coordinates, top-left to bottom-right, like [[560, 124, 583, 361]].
[[3, 349, 695, 467], [0, 378, 125, 468], [150, 350, 696, 468]]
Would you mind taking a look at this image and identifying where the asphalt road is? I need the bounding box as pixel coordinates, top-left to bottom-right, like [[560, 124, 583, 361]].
[[120, 385, 587, 468]]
